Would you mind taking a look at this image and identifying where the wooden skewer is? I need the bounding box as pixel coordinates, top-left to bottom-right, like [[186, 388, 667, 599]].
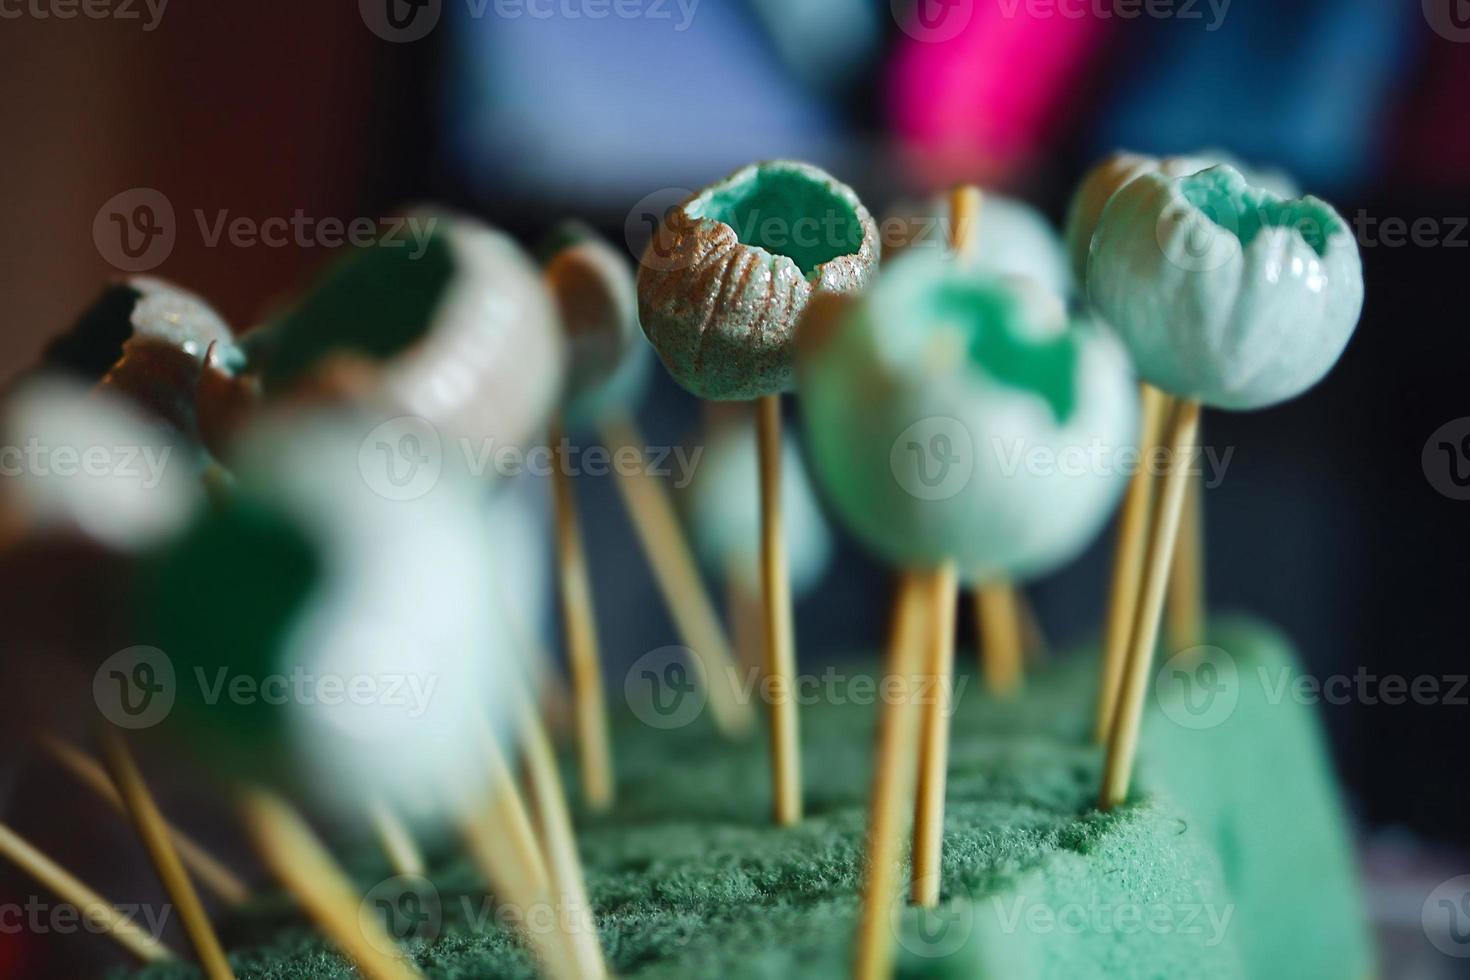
[[1099, 396, 1202, 809], [238, 789, 424, 980], [475, 719, 551, 900], [0, 821, 178, 963], [1166, 459, 1206, 654], [909, 562, 959, 907], [96, 726, 235, 980], [1095, 383, 1169, 743], [549, 416, 615, 812], [852, 574, 931, 980], [518, 697, 607, 980], [37, 734, 250, 907], [727, 569, 765, 675], [1016, 587, 1050, 664], [598, 411, 755, 737], [368, 798, 427, 879], [459, 722, 578, 980], [756, 393, 803, 826], [975, 584, 1023, 696]]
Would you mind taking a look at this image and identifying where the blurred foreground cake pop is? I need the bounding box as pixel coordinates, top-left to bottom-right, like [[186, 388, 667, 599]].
[[1087, 162, 1364, 808], [638, 159, 879, 400], [259, 211, 563, 459], [135, 408, 511, 823]]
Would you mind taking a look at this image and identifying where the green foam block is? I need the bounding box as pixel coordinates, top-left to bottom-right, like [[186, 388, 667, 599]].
[[119, 616, 1367, 979]]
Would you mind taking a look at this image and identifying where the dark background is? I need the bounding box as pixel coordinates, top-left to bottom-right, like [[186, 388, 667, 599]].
[[1, 1, 1467, 975]]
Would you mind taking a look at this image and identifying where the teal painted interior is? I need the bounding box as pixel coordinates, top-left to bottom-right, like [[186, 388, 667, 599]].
[[690, 168, 862, 278], [262, 231, 455, 391], [1180, 170, 1339, 258], [933, 281, 1079, 424]]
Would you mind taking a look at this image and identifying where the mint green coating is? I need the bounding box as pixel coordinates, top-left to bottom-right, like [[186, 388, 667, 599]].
[[796, 252, 1136, 583], [1086, 165, 1364, 410]]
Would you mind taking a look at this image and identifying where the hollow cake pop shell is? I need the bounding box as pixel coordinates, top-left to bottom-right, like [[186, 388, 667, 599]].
[[638, 160, 879, 400], [42, 277, 242, 383], [1086, 165, 1363, 411], [797, 254, 1137, 584], [136, 408, 513, 827], [681, 423, 833, 598], [261, 212, 565, 458], [1064, 150, 1301, 288], [886, 192, 1072, 301], [543, 228, 652, 428]]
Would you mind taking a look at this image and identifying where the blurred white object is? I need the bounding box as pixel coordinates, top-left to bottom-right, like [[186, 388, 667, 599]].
[[0, 378, 202, 550]]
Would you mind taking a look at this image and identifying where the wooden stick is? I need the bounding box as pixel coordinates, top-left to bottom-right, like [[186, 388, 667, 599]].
[[975, 584, 1023, 696], [460, 720, 580, 980], [368, 799, 426, 879], [1166, 460, 1206, 654], [1016, 587, 1049, 664], [238, 789, 424, 980], [756, 393, 802, 826], [1095, 383, 1169, 743], [476, 720, 551, 900], [0, 821, 178, 963], [37, 734, 250, 906], [910, 562, 959, 907], [1099, 397, 1202, 810], [853, 574, 930, 980], [96, 726, 235, 980], [519, 699, 607, 980], [727, 570, 765, 675], [549, 416, 615, 812], [598, 412, 755, 737]]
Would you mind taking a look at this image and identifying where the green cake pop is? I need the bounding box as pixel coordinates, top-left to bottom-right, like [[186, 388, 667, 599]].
[[1087, 164, 1363, 410], [260, 211, 564, 458], [681, 419, 833, 599], [1064, 150, 1300, 289], [638, 160, 880, 401], [135, 408, 512, 827], [797, 251, 1137, 583], [1085, 162, 1365, 810]]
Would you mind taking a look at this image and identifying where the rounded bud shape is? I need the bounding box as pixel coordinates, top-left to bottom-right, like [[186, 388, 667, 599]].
[[261, 212, 564, 459], [1087, 165, 1363, 410], [797, 253, 1137, 583], [638, 160, 879, 400]]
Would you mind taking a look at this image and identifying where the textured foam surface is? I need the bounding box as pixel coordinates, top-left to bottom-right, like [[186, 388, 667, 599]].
[[121, 616, 1367, 979]]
